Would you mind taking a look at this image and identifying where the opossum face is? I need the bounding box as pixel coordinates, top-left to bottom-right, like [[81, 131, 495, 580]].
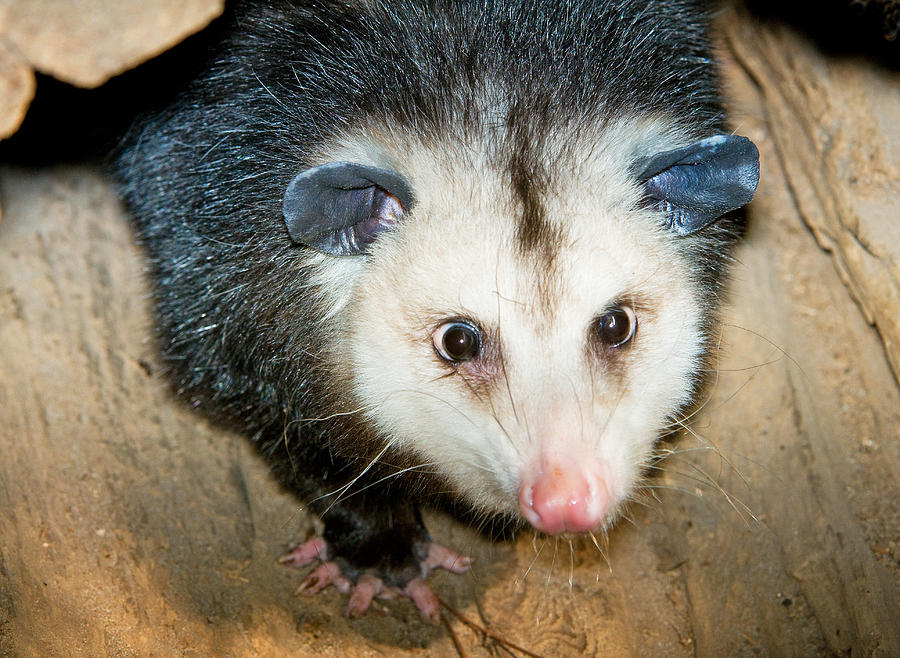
[[286, 125, 758, 534]]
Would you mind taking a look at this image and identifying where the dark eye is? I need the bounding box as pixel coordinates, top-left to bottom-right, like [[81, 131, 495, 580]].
[[595, 305, 636, 347], [433, 321, 482, 363]]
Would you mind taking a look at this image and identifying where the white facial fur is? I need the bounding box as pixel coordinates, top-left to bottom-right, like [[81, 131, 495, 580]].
[[313, 118, 708, 526]]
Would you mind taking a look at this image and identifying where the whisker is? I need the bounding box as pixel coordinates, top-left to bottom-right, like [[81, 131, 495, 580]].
[[645, 453, 759, 528], [722, 322, 805, 378], [665, 322, 798, 431], [494, 267, 523, 428], [315, 442, 393, 513], [515, 534, 546, 584], [568, 538, 575, 589], [390, 387, 481, 429], [547, 536, 560, 587], [588, 531, 613, 577], [660, 322, 741, 431], [287, 405, 374, 425], [634, 483, 708, 499], [457, 370, 519, 458], [674, 419, 752, 492], [700, 357, 784, 373], [337, 461, 441, 497], [619, 511, 638, 529], [681, 460, 759, 526]]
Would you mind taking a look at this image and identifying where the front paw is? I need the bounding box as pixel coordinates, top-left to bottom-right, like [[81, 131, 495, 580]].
[[279, 536, 471, 624]]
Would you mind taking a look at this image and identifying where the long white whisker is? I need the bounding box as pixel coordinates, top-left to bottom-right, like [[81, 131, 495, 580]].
[[722, 322, 805, 378], [588, 531, 613, 577], [516, 535, 547, 584], [316, 442, 393, 513], [674, 418, 752, 492]]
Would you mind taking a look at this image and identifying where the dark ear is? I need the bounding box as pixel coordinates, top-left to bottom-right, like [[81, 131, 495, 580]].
[[636, 135, 759, 236], [282, 162, 415, 255]]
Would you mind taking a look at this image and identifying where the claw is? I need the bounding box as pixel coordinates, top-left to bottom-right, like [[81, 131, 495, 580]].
[[422, 542, 472, 575], [285, 536, 466, 624], [278, 537, 328, 568], [297, 562, 347, 595], [404, 577, 441, 625]]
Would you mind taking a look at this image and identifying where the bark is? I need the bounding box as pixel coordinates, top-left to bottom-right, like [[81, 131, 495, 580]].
[[0, 4, 897, 656], [722, 3, 900, 384]]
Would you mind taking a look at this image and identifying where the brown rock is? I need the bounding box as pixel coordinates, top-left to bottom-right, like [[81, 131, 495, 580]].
[[0, 34, 34, 140], [0, 0, 224, 89]]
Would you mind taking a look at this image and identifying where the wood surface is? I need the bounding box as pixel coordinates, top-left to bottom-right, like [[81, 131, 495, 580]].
[[723, 2, 900, 384], [0, 5, 897, 657]]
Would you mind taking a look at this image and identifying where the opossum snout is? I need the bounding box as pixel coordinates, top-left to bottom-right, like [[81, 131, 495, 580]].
[[518, 460, 614, 535]]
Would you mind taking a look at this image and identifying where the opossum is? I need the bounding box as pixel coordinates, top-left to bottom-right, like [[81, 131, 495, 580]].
[[114, 0, 759, 622]]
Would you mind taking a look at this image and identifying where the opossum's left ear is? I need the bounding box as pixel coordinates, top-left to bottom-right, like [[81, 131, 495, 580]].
[[637, 135, 759, 236], [282, 162, 415, 256]]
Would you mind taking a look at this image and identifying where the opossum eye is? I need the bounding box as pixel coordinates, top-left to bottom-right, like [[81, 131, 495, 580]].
[[595, 305, 636, 348], [433, 321, 482, 363]]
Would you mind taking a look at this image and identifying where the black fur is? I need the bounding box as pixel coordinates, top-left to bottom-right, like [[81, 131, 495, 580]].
[[114, 0, 737, 591]]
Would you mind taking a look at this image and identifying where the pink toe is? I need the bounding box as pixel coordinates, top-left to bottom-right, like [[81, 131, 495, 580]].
[[423, 543, 472, 574], [279, 537, 328, 568], [298, 562, 342, 595], [404, 577, 441, 625], [346, 574, 382, 617]]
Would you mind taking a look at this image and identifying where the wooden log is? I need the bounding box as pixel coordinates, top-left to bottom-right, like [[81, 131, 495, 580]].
[[0, 4, 897, 656], [660, 8, 900, 654], [721, 2, 900, 384]]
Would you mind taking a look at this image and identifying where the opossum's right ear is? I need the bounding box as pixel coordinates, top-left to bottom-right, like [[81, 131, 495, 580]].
[[637, 135, 760, 236], [282, 162, 415, 256]]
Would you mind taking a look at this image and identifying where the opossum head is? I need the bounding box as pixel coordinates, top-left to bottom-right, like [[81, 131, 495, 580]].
[[284, 119, 758, 535]]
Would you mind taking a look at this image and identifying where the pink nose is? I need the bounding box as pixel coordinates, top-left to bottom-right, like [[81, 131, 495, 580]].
[[518, 463, 611, 535]]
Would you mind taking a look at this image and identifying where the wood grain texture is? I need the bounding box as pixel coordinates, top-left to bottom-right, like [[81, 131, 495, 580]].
[[0, 6, 897, 657], [722, 3, 900, 384]]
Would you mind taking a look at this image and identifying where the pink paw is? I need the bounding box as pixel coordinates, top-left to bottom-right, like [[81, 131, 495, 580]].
[[279, 537, 471, 624]]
